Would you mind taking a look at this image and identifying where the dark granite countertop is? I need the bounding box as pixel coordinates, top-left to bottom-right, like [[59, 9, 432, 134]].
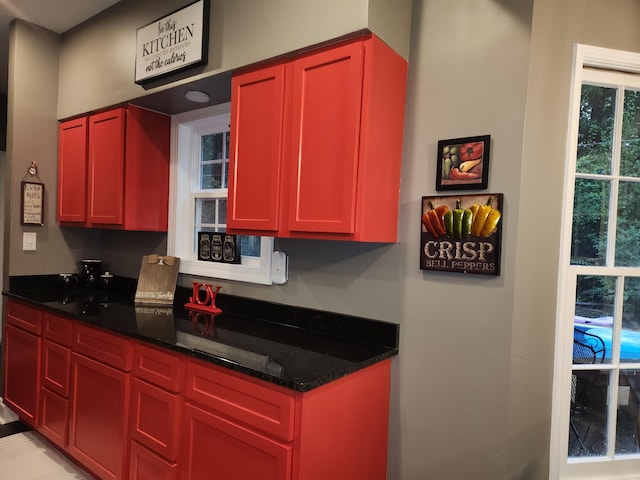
[[3, 275, 399, 392]]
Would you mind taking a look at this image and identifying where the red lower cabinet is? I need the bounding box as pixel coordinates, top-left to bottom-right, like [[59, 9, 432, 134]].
[[182, 403, 292, 480], [3, 324, 41, 425], [129, 441, 178, 480], [4, 302, 393, 480], [69, 353, 130, 480]]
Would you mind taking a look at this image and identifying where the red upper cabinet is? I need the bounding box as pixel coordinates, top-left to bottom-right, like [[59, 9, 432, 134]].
[[57, 105, 170, 231], [228, 64, 287, 233], [88, 108, 125, 225], [287, 40, 364, 235], [58, 117, 88, 223], [227, 33, 408, 242]]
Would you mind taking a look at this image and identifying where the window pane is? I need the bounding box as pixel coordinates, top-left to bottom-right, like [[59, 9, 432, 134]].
[[622, 277, 640, 364], [240, 236, 261, 258], [575, 275, 615, 317], [568, 369, 610, 457], [202, 132, 224, 160], [621, 89, 640, 178], [616, 370, 640, 454], [200, 132, 228, 190], [571, 178, 610, 266], [615, 181, 640, 267], [574, 275, 614, 365], [199, 199, 217, 224], [201, 163, 223, 189], [218, 199, 227, 225], [577, 85, 615, 175]]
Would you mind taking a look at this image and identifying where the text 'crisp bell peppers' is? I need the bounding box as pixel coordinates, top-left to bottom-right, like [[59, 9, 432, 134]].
[[470, 195, 501, 237], [444, 199, 472, 239], [421, 201, 448, 238]]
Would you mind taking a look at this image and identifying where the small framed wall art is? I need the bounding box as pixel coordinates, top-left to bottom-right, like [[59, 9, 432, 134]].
[[436, 134, 490, 191], [21, 181, 44, 226], [420, 193, 503, 276]]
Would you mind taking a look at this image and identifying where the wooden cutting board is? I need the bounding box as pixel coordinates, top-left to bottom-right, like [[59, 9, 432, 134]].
[[134, 255, 180, 305]]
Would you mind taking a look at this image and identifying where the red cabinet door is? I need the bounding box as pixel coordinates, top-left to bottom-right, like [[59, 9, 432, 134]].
[[3, 324, 41, 425], [287, 41, 364, 234], [39, 388, 69, 449], [130, 378, 181, 461], [129, 441, 178, 480], [41, 339, 71, 397], [69, 353, 130, 480], [87, 108, 125, 225], [182, 403, 292, 480], [58, 117, 88, 223], [228, 64, 286, 232], [123, 105, 170, 232]]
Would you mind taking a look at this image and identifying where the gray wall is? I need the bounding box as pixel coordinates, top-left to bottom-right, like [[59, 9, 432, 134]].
[[5, 0, 640, 479], [4, 21, 100, 279], [57, 0, 411, 120]]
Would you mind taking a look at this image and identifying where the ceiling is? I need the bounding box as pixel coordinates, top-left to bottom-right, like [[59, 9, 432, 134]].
[[0, 0, 122, 94]]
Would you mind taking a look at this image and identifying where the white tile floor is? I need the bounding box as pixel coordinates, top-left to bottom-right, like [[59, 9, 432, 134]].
[[0, 400, 95, 479], [0, 400, 19, 425]]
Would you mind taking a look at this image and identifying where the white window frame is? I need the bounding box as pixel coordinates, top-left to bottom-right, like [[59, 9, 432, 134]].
[[167, 103, 274, 285], [551, 44, 640, 480]]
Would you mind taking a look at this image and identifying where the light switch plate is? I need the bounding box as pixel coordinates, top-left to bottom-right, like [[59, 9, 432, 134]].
[[23, 232, 37, 251], [271, 251, 288, 284]]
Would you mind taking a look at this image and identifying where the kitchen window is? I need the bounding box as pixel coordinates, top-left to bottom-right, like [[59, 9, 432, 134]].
[[167, 103, 274, 284], [551, 45, 640, 479]]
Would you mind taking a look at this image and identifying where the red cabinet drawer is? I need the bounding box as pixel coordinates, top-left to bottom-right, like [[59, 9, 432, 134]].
[[74, 323, 132, 371], [43, 313, 73, 346], [39, 388, 69, 449], [185, 360, 296, 442], [129, 441, 178, 480], [130, 378, 181, 461], [5, 299, 43, 334], [182, 403, 292, 480], [42, 339, 71, 397], [134, 343, 182, 393]]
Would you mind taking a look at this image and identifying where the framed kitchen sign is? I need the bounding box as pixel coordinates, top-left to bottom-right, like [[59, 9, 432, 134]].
[[420, 193, 503, 276], [135, 0, 210, 84], [21, 181, 44, 226], [436, 134, 490, 191]]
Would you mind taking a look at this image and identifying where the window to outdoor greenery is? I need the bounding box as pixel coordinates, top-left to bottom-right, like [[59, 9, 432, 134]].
[[554, 45, 640, 479], [167, 103, 274, 284], [568, 81, 640, 459]]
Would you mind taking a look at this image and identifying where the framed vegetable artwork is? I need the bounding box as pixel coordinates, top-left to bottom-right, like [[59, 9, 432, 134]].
[[420, 193, 503, 276], [436, 134, 490, 191]]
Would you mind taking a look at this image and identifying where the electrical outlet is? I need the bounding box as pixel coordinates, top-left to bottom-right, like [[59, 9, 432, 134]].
[[271, 251, 288, 284], [23, 232, 37, 251]]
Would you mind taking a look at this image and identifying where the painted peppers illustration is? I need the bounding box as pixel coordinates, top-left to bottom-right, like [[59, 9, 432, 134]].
[[442, 141, 484, 180], [421, 201, 448, 238], [470, 196, 501, 237], [444, 199, 472, 239]]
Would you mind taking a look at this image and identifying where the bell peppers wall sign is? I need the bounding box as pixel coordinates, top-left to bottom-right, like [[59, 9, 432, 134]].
[[420, 193, 503, 276], [135, 0, 210, 84], [436, 135, 490, 191]]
